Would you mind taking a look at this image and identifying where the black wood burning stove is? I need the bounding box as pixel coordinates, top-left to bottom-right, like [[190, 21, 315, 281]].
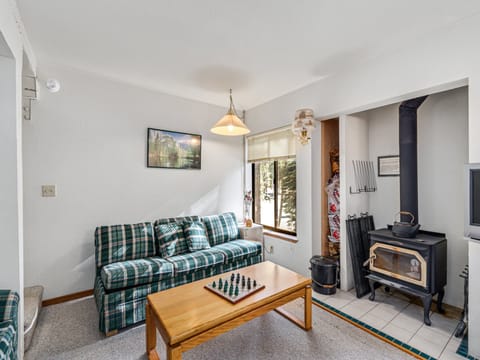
[[367, 227, 447, 325], [364, 95, 447, 326]]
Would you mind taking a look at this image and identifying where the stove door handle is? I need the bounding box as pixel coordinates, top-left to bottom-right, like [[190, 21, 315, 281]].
[[363, 255, 376, 267], [387, 240, 405, 246]]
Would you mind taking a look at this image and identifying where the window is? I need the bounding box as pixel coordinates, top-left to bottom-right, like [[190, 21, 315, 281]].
[[247, 127, 296, 235], [252, 159, 296, 234]]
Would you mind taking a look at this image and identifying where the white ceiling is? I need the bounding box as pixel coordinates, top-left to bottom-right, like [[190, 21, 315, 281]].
[[16, 0, 480, 109]]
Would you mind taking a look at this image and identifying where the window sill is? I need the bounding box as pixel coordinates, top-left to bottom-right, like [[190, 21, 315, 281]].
[[263, 230, 298, 243]]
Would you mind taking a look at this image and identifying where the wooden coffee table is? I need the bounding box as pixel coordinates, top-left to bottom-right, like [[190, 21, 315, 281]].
[[146, 261, 312, 360]]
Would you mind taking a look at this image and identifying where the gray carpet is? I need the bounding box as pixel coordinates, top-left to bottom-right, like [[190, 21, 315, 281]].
[[25, 296, 413, 360]]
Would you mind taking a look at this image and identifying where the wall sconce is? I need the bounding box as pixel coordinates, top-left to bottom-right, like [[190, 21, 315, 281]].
[[292, 108, 315, 145]]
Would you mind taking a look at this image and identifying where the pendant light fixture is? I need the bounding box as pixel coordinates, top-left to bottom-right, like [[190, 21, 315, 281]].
[[210, 89, 250, 136]]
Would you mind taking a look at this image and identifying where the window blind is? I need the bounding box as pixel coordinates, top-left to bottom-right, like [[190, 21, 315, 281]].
[[247, 127, 296, 163]]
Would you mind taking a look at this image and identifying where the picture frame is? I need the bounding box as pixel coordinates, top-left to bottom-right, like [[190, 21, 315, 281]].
[[378, 155, 400, 177], [147, 128, 202, 169]]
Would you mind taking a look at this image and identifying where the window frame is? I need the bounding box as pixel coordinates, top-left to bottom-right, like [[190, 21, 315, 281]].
[[251, 160, 297, 236]]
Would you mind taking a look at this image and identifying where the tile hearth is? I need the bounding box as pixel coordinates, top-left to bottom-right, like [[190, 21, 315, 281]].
[[313, 288, 462, 359]]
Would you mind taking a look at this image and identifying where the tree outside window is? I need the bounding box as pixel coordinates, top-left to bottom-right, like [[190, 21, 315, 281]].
[[252, 159, 296, 235]]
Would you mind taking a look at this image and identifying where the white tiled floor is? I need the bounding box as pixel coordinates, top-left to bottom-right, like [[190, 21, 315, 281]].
[[313, 287, 464, 359]]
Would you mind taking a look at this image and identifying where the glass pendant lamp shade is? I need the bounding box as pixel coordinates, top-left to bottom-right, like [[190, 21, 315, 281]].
[[211, 89, 250, 136]]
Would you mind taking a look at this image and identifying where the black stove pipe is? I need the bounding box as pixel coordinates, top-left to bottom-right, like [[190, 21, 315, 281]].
[[399, 96, 427, 224]]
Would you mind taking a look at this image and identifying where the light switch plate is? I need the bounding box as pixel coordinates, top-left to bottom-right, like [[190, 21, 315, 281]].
[[41, 185, 56, 197]]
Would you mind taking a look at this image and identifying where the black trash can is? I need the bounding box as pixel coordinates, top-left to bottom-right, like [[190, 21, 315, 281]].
[[309, 256, 338, 295]]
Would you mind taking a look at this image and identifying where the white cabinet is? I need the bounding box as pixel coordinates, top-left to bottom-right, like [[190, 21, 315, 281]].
[[239, 223, 264, 259]]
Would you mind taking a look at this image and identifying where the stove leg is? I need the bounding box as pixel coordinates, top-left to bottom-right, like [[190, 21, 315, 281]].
[[368, 279, 376, 301], [422, 294, 432, 326], [437, 288, 445, 314]]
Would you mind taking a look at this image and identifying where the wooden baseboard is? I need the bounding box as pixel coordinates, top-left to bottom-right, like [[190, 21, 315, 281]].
[[42, 289, 94, 307]]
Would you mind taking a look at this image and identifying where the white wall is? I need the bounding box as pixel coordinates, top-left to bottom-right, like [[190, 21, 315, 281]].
[[340, 113, 369, 290], [365, 87, 468, 307], [22, 63, 244, 299], [367, 105, 400, 229], [0, 51, 19, 292], [0, 0, 36, 356], [246, 13, 480, 356], [418, 88, 469, 307]]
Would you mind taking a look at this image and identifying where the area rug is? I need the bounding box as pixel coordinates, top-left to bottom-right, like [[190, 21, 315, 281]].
[[25, 296, 413, 360], [312, 297, 433, 360]]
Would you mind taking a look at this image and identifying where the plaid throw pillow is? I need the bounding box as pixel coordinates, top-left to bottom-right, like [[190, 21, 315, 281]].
[[155, 223, 189, 257], [153, 215, 200, 228], [94, 223, 155, 268], [184, 221, 210, 252], [202, 212, 239, 246]]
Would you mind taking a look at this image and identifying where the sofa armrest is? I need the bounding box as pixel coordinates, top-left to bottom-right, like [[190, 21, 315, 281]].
[[0, 290, 19, 325], [0, 290, 19, 359]]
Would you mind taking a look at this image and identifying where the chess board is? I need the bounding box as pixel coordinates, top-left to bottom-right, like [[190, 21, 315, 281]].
[[204, 272, 265, 304]]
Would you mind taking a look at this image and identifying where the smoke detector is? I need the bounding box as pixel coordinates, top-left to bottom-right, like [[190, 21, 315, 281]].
[[45, 79, 61, 93]]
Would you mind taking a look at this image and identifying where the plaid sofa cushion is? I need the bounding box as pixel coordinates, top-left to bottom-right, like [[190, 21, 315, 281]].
[[166, 249, 225, 275], [0, 320, 15, 360], [213, 240, 262, 262], [202, 212, 239, 246], [155, 223, 189, 257], [0, 291, 18, 324], [153, 215, 200, 228], [184, 221, 210, 252], [94, 254, 263, 333], [94, 222, 155, 268], [0, 290, 18, 360], [100, 257, 174, 291], [94, 255, 262, 333]]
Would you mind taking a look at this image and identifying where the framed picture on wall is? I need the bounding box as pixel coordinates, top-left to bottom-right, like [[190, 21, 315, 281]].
[[378, 155, 400, 177], [147, 128, 202, 169]]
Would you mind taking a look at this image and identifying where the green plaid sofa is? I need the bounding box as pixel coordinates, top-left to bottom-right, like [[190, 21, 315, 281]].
[[94, 212, 263, 334], [0, 290, 19, 360]]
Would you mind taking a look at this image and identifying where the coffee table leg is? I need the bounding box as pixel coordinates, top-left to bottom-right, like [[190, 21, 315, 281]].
[[146, 302, 160, 360], [167, 345, 182, 360], [305, 285, 312, 330], [274, 285, 313, 331]]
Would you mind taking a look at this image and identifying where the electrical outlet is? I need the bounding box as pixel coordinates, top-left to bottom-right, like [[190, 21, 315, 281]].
[[41, 185, 56, 197]]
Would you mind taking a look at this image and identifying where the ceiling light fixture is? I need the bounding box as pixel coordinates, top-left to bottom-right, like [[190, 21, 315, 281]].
[[210, 89, 250, 136], [292, 108, 315, 145]]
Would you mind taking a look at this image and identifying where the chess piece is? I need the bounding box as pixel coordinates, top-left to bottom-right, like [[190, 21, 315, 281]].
[[231, 273, 235, 282], [212, 281, 216, 288], [253, 280, 257, 287], [242, 277, 246, 287], [223, 281, 228, 292], [235, 285, 239, 296], [229, 284, 233, 296], [219, 278, 223, 288]]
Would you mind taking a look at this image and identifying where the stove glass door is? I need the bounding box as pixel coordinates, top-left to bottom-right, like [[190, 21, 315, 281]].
[[369, 242, 427, 288]]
